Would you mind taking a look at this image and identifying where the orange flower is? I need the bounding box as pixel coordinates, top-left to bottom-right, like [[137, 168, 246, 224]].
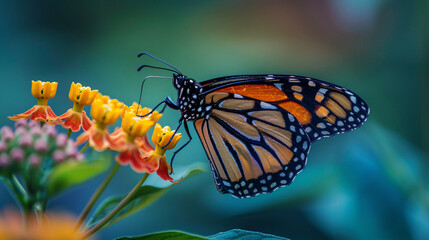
[[0, 211, 85, 240], [76, 94, 123, 151], [110, 104, 162, 172], [59, 82, 98, 132], [8, 81, 60, 125], [139, 123, 182, 182]]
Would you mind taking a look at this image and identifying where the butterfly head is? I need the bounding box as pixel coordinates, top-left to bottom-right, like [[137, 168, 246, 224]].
[[173, 74, 205, 120]]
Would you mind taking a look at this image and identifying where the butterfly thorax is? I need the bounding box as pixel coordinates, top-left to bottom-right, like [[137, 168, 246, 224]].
[[173, 74, 206, 120]]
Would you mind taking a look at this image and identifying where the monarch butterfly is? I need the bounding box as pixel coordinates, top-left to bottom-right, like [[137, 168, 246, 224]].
[[137, 53, 370, 198]]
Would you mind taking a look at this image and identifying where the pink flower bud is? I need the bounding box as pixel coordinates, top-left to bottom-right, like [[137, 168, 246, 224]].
[[75, 153, 84, 162], [18, 133, 33, 147], [14, 120, 28, 129], [56, 134, 68, 148], [52, 150, 66, 163], [0, 153, 9, 167], [0, 126, 14, 142], [65, 142, 78, 159], [29, 126, 42, 136], [28, 153, 41, 167], [42, 124, 57, 137], [14, 127, 27, 136], [34, 138, 49, 153], [0, 141, 7, 152], [28, 121, 38, 128], [10, 147, 25, 162]]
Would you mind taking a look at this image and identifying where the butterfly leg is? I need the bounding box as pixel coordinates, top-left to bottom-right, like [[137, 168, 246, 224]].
[[137, 96, 179, 117], [168, 120, 193, 174]]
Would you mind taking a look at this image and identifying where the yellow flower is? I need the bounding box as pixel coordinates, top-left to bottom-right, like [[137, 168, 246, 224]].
[[91, 94, 124, 127], [110, 104, 164, 173], [68, 82, 98, 108], [76, 94, 124, 151], [138, 123, 182, 182], [59, 83, 98, 132], [152, 124, 182, 151], [121, 103, 162, 123], [8, 81, 60, 125], [121, 111, 157, 139], [31, 80, 58, 101]]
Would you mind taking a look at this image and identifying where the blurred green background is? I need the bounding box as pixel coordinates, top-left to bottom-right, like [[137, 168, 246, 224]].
[[1, 0, 428, 239]]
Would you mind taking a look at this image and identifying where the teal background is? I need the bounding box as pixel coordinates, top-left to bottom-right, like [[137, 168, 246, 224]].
[[0, 0, 428, 239]]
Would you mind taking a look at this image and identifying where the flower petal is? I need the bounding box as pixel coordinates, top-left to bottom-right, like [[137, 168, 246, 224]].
[[8, 105, 38, 120], [157, 156, 182, 183], [81, 111, 93, 131]]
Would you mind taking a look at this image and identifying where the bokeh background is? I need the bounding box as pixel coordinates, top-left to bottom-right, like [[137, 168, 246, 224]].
[[0, 0, 428, 239]]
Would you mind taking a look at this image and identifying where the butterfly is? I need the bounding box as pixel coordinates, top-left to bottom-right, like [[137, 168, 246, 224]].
[[137, 53, 370, 199]]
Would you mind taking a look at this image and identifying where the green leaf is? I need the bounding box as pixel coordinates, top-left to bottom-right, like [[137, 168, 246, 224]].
[[114, 231, 209, 240], [210, 229, 290, 240], [86, 165, 204, 229], [47, 152, 112, 197]]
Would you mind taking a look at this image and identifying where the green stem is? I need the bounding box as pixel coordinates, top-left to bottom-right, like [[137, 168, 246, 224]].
[[67, 128, 72, 139], [81, 173, 149, 238], [3, 177, 25, 209], [34, 202, 45, 222], [76, 163, 121, 229], [11, 175, 27, 196], [79, 142, 90, 154]]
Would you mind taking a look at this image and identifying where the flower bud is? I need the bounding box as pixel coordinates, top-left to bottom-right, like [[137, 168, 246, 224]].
[[14, 120, 28, 129], [28, 154, 41, 167], [0, 141, 7, 152], [52, 150, 66, 163], [34, 138, 49, 153], [18, 133, 33, 148], [56, 134, 68, 148], [0, 153, 9, 167], [65, 141, 78, 159], [0, 126, 14, 142], [14, 127, 27, 136], [28, 121, 38, 129], [10, 148, 25, 162], [42, 124, 57, 137], [29, 127, 42, 137]]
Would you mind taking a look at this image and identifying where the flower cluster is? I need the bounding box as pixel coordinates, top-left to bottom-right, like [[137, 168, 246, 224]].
[[7, 81, 183, 182], [0, 120, 83, 176], [2, 80, 187, 239]]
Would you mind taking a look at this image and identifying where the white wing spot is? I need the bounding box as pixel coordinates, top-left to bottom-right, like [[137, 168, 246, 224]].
[[288, 114, 295, 122], [303, 141, 308, 150], [260, 101, 277, 110]]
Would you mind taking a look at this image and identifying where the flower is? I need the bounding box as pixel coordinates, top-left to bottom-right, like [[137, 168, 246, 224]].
[[59, 82, 98, 132], [110, 104, 162, 172], [0, 120, 84, 175], [0, 210, 85, 240], [8, 81, 60, 125], [75, 94, 124, 151], [139, 124, 182, 182]]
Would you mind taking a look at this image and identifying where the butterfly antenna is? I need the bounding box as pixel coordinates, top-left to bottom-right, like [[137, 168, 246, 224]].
[[138, 64, 180, 74], [137, 75, 173, 113], [138, 52, 182, 74]]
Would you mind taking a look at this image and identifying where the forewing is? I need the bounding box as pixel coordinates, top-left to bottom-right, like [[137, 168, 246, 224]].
[[202, 75, 370, 142], [194, 92, 310, 198]]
